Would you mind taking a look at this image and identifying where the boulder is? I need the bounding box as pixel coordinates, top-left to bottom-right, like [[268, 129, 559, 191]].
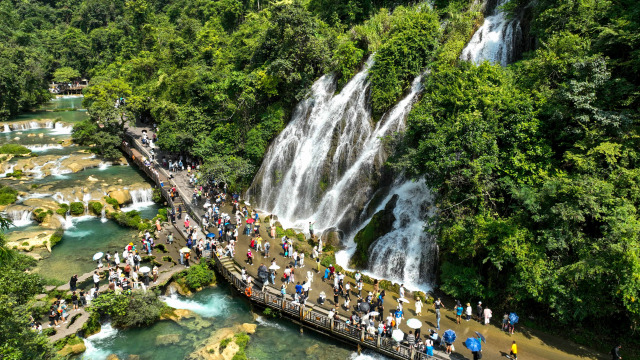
[[57, 342, 87, 357], [241, 323, 257, 334], [106, 355, 120, 360], [88, 175, 99, 182], [109, 189, 131, 205], [155, 333, 181, 346], [161, 308, 196, 322]]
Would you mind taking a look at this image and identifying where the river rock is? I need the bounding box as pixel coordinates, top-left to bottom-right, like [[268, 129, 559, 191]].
[[161, 308, 196, 322], [6, 229, 56, 251], [14, 137, 20, 140], [305, 344, 320, 356], [88, 175, 99, 182], [155, 334, 181, 346], [126, 356, 140, 360], [187, 325, 249, 360], [241, 323, 257, 334], [38, 133, 44, 138], [57, 342, 87, 357], [27, 133, 36, 137], [109, 189, 131, 205], [23, 198, 59, 212], [106, 355, 120, 360]]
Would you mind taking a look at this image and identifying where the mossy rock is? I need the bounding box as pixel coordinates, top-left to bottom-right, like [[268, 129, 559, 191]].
[[284, 228, 297, 238], [350, 194, 398, 268]]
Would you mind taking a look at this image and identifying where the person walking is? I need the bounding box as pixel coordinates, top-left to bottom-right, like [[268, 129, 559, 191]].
[[465, 303, 472, 321], [394, 307, 404, 328], [476, 301, 483, 322], [510, 341, 518, 360], [433, 298, 445, 330], [92, 271, 100, 290], [483, 307, 492, 325], [69, 274, 78, 292], [455, 301, 464, 324], [611, 344, 622, 360], [415, 297, 423, 316]]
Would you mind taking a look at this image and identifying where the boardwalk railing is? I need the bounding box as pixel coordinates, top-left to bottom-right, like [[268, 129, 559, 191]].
[[123, 129, 446, 360]]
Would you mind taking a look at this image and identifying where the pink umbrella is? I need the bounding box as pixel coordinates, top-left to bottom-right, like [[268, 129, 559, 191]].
[[246, 218, 255, 224]]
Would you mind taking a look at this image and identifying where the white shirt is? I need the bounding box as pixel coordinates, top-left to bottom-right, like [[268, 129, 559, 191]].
[[93, 274, 100, 283]]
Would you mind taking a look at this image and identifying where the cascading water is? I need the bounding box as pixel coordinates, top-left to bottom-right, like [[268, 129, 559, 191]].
[[7, 209, 34, 227], [337, 179, 438, 290], [50, 122, 73, 135], [100, 207, 107, 223], [121, 188, 155, 211], [248, 58, 424, 232], [459, 0, 522, 66], [3, 124, 10, 132], [25, 144, 63, 152]]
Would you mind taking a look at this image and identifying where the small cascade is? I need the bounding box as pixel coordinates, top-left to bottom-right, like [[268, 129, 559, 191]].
[[3, 124, 10, 132], [98, 162, 110, 170], [0, 164, 15, 178], [338, 179, 437, 290], [160, 291, 229, 318], [50, 122, 73, 135], [83, 193, 92, 215], [61, 214, 74, 229], [100, 207, 107, 223], [25, 144, 63, 152], [7, 209, 34, 227], [459, 0, 522, 66], [82, 323, 119, 360], [49, 155, 72, 177], [121, 188, 155, 211], [249, 58, 424, 232]]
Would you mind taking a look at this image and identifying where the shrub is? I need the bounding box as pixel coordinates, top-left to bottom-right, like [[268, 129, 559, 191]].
[[112, 210, 144, 228], [155, 244, 167, 253], [219, 338, 232, 352], [162, 255, 175, 264], [89, 201, 103, 215], [152, 188, 163, 203], [33, 208, 48, 222], [56, 203, 70, 216], [42, 328, 56, 337], [49, 229, 64, 248], [0, 143, 31, 155], [88, 291, 169, 329], [174, 262, 216, 291], [6, 169, 23, 178], [0, 185, 18, 205], [103, 196, 119, 209], [69, 202, 84, 215], [81, 312, 101, 337]]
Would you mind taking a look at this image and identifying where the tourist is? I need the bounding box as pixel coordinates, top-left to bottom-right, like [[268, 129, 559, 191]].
[[399, 284, 405, 299], [483, 307, 492, 325], [502, 313, 509, 331], [333, 286, 340, 305], [455, 301, 463, 324], [302, 280, 310, 297], [473, 350, 482, 360], [72, 291, 78, 310], [114, 252, 121, 266], [466, 302, 472, 321], [309, 221, 315, 238], [79, 289, 86, 307], [357, 279, 363, 296], [433, 298, 444, 330], [611, 344, 622, 360], [510, 341, 518, 360], [184, 252, 190, 268], [93, 271, 100, 290], [247, 248, 254, 265], [394, 307, 404, 328], [152, 265, 158, 283], [299, 252, 305, 267], [476, 301, 483, 322], [167, 233, 173, 244], [69, 274, 78, 292], [312, 246, 319, 259], [415, 297, 423, 316], [323, 267, 330, 282], [280, 284, 287, 299], [407, 330, 415, 345], [425, 338, 434, 358]]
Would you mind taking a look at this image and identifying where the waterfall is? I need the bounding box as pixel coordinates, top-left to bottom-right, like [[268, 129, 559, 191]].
[[121, 188, 155, 211], [161, 291, 230, 318], [7, 209, 33, 227], [0, 164, 15, 178], [82, 323, 119, 360], [101, 207, 107, 223], [460, 0, 522, 66], [50, 122, 73, 135], [25, 144, 64, 152], [63, 214, 74, 229], [248, 58, 424, 232], [337, 179, 437, 290], [3, 124, 9, 133]]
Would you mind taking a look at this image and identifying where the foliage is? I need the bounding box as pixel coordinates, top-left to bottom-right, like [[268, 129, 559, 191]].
[[0, 143, 31, 155], [104, 196, 120, 209], [152, 188, 163, 203], [173, 261, 216, 291], [112, 210, 150, 231], [5, 169, 23, 178], [89, 201, 103, 215], [53, 67, 80, 83], [69, 202, 85, 216], [88, 291, 168, 329], [49, 229, 64, 248], [33, 208, 48, 223], [0, 185, 18, 205], [56, 203, 69, 216]]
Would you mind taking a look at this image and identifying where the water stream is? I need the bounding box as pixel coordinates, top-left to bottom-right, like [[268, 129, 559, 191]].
[[459, 0, 522, 66]]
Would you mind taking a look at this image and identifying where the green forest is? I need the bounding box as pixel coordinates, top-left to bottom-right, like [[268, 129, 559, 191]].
[[1, 0, 640, 357]]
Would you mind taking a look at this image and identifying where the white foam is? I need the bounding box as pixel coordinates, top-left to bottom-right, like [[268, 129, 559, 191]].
[[161, 292, 229, 318], [82, 323, 119, 360]]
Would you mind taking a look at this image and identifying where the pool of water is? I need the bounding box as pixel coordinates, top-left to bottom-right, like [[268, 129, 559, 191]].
[[80, 285, 377, 360], [32, 216, 141, 282], [38, 96, 85, 110]]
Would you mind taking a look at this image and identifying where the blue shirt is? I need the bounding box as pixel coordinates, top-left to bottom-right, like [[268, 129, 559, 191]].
[[456, 306, 463, 315], [295, 284, 303, 293], [395, 310, 403, 318]]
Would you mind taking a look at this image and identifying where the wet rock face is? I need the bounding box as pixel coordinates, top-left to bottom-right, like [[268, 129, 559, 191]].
[[109, 189, 132, 205], [350, 194, 398, 268]]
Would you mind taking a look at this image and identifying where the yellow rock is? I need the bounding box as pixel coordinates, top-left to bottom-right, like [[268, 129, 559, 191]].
[[241, 323, 257, 334], [57, 342, 87, 357], [109, 189, 131, 205]]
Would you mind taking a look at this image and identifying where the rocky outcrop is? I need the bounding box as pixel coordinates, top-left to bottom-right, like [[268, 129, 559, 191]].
[[6, 229, 56, 251], [155, 334, 181, 346], [188, 324, 255, 360], [108, 189, 132, 205], [350, 194, 398, 268]]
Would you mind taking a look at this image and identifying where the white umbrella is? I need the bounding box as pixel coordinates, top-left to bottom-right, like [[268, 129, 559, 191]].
[[180, 247, 191, 253], [406, 318, 422, 329], [392, 329, 405, 342], [139, 266, 151, 273], [398, 297, 410, 303], [269, 264, 281, 270], [368, 311, 380, 316], [93, 252, 104, 260]]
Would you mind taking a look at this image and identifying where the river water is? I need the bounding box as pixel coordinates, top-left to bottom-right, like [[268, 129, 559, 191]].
[[1, 96, 159, 283], [81, 285, 385, 360]]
